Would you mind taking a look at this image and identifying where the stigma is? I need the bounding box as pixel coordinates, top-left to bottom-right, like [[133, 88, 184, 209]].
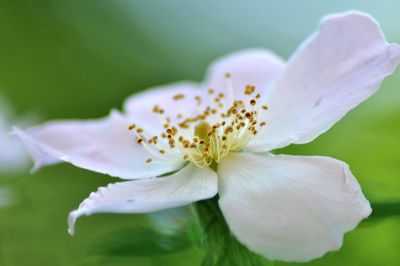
[[129, 73, 268, 168]]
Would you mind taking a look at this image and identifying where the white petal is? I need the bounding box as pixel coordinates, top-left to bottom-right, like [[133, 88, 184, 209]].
[[204, 49, 284, 102], [123, 50, 283, 133], [68, 163, 217, 235], [123, 82, 205, 132], [247, 11, 400, 152], [218, 152, 371, 262], [13, 110, 183, 179], [12, 127, 60, 172]]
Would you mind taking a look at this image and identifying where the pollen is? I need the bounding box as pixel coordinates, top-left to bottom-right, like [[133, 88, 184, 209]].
[[173, 94, 185, 100], [129, 73, 269, 166]]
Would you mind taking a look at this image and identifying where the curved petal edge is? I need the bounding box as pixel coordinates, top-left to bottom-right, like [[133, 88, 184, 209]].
[[218, 152, 371, 262], [68, 163, 217, 235], [12, 110, 183, 179], [247, 11, 400, 152]]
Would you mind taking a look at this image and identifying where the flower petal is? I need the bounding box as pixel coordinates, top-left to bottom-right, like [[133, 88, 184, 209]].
[[13, 110, 183, 179], [218, 152, 371, 262], [123, 82, 205, 132], [123, 50, 284, 132], [247, 11, 400, 151], [204, 49, 284, 102], [68, 163, 217, 235]]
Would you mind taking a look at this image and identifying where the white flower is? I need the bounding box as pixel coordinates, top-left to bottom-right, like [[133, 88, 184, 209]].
[[0, 95, 31, 173], [13, 11, 400, 262]]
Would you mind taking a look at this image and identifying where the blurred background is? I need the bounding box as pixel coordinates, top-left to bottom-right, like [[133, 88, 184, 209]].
[[0, 0, 399, 265]]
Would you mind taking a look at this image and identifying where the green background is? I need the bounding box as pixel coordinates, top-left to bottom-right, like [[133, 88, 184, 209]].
[[0, 0, 399, 265]]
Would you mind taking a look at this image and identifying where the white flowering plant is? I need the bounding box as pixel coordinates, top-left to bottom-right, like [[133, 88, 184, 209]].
[[13, 11, 400, 265]]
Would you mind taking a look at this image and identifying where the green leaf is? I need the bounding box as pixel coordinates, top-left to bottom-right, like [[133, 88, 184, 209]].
[[89, 226, 192, 258], [369, 201, 400, 218], [193, 197, 274, 266]]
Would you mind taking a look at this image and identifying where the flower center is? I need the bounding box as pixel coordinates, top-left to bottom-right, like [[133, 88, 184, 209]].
[[129, 73, 268, 168]]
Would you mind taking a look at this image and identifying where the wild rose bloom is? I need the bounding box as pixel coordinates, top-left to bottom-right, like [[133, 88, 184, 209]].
[[14, 12, 400, 262]]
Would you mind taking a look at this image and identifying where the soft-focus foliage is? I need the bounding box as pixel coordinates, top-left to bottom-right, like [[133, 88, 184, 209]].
[[0, 1, 399, 265]]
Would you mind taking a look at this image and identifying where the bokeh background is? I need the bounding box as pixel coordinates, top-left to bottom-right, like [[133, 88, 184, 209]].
[[0, 1, 399, 265]]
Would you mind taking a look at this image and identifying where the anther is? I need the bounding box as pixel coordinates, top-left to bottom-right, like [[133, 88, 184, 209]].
[[146, 158, 152, 163], [173, 94, 185, 100], [195, 96, 202, 106], [128, 124, 136, 130]]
